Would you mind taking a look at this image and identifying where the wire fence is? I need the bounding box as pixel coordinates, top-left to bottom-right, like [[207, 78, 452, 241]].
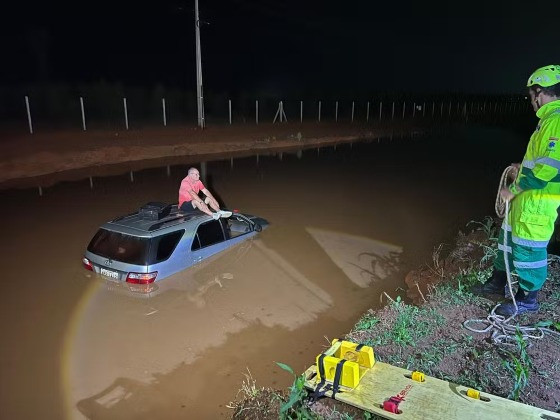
[[0, 83, 532, 133]]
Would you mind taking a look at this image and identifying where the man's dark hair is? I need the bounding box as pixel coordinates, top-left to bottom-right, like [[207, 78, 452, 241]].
[[529, 84, 560, 97]]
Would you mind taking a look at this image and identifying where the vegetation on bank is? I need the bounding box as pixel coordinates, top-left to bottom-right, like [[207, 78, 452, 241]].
[[228, 217, 560, 419]]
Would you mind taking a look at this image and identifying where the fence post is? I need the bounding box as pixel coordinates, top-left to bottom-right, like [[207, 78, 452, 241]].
[[300, 100, 303, 123], [80, 97, 87, 131], [335, 101, 339, 122], [366, 101, 370, 122], [123, 97, 129, 130], [273, 101, 286, 123], [162, 98, 167, 127], [318, 100, 322, 122], [412, 102, 416, 118], [379, 101, 383, 120], [200, 162, 207, 183], [25, 95, 33, 134], [402, 101, 406, 119], [351, 101, 355, 122], [256, 100, 259, 125], [391, 101, 395, 120], [229, 99, 232, 124]]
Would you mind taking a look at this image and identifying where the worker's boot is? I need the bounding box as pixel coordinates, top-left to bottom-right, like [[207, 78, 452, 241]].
[[471, 270, 507, 296], [495, 288, 539, 316]]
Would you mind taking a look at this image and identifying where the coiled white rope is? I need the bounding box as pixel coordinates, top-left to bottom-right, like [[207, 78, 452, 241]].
[[494, 166, 517, 219], [464, 166, 560, 347]]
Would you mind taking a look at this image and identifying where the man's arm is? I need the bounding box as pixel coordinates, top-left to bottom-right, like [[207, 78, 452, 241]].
[[201, 188, 220, 209], [511, 120, 560, 197], [188, 189, 206, 206]]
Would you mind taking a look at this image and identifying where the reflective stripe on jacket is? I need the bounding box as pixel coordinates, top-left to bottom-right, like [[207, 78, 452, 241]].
[[508, 100, 560, 243]]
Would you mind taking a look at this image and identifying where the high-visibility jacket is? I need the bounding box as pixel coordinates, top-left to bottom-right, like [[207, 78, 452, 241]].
[[508, 99, 560, 245]]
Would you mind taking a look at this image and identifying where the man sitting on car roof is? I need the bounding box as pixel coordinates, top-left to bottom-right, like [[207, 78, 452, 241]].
[[179, 167, 232, 220]]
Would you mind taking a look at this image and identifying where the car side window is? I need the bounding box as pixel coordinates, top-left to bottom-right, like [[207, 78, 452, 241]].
[[154, 230, 185, 263], [191, 234, 201, 251], [192, 220, 225, 250], [227, 216, 252, 238]]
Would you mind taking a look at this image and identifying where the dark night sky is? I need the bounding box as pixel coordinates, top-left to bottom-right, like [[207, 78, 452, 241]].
[[2, 0, 558, 94]]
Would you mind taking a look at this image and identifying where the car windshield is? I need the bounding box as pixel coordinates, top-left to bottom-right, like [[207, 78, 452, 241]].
[[87, 228, 150, 265]]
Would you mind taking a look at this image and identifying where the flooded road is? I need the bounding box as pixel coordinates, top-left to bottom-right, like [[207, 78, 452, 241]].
[[0, 126, 526, 419]]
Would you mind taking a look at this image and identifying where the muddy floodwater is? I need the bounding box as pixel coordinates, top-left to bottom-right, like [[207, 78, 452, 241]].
[[0, 127, 526, 419]]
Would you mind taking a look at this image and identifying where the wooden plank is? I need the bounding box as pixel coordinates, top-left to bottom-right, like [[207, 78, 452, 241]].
[[304, 362, 560, 420]]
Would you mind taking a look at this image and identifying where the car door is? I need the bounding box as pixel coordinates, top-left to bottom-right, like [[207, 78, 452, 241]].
[[189, 219, 227, 266]]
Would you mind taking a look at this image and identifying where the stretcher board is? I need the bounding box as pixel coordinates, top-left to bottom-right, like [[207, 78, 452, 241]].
[[304, 361, 560, 420]]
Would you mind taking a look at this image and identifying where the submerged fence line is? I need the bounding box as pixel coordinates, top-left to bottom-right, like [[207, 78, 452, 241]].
[[16, 93, 531, 134]]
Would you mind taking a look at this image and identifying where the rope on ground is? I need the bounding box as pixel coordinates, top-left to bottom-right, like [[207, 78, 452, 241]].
[[463, 293, 560, 348], [463, 252, 560, 348], [464, 166, 560, 347]]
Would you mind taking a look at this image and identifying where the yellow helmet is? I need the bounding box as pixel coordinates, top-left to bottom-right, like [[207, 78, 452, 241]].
[[527, 65, 560, 88]]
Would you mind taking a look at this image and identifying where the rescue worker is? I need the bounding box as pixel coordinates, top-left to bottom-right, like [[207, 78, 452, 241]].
[[474, 64, 560, 316]]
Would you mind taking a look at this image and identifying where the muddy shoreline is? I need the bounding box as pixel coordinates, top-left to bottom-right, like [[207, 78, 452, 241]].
[[0, 122, 420, 189]]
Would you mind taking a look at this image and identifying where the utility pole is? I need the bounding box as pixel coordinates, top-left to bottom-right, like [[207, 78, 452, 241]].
[[195, 0, 205, 128]]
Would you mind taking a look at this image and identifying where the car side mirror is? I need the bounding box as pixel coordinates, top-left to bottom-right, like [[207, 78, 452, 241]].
[[254, 224, 262, 232]]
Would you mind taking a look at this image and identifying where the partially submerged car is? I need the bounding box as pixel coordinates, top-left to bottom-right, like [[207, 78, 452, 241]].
[[83, 202, 268, 284]]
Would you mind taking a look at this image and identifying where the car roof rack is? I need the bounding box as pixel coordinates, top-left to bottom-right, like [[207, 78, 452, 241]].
[[113, 203, 176, 223], [147, 213, 201, 231], [108, 204, 209, 233]]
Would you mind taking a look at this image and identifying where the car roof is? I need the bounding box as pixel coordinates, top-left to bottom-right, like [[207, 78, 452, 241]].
[[101, 205, 212, 236]]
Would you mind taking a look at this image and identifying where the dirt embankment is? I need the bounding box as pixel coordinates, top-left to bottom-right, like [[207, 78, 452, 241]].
[[0, 122, 419, 188]]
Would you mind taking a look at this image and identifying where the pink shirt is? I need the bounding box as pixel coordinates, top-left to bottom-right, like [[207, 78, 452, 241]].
[[178, 177, 205, 206]]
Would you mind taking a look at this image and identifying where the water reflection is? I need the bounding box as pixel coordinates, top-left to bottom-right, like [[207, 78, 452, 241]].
[[306, 227, 401, 287]]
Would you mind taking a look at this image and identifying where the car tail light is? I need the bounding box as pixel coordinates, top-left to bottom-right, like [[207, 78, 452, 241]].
[[126, 272, 158, 284], [82, 257, 93, 271]]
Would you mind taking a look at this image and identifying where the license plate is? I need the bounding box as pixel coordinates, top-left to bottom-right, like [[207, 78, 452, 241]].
[[100, 268, 119, 280]]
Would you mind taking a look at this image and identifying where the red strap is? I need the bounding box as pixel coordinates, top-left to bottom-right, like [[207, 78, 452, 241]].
[[383, 395, 404, 414]]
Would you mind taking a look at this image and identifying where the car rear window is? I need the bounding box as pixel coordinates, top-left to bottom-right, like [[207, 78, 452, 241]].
[[87, 229, 150, 265]]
